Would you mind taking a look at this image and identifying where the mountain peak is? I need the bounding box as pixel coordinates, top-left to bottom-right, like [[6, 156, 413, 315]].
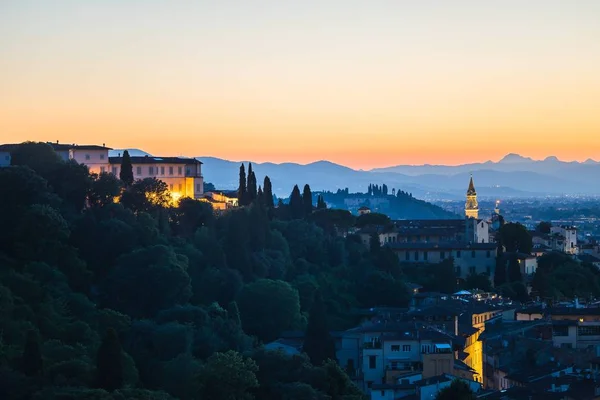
[[498, 153, 532, 163], [543, 156, 560, 162]]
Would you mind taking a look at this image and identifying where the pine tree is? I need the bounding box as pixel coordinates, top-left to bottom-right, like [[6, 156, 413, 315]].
[[97, 328, 124, 391], [247, 163, 257, 202], [238, 164, 247, 206], [119, 150, 134, 186], [263, 176, 274, 207], [21, 329, 43, 377], [289, 185, 303, 219], [302, 184, 313, 216], [303, 291, 336, 365]]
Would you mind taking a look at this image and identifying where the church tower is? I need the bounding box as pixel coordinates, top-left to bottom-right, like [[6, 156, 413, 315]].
[[465, 175, 479, 219]]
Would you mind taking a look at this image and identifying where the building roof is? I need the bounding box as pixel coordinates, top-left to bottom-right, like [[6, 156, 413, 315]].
[[387, 242, 497, 251], [550, 307, 600, 316], [108, 156, 202, 165], [0, 142, 112, 151]]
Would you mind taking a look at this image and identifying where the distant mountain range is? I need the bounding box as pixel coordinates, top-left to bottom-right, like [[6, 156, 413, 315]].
[[111, 150, 600, 199]]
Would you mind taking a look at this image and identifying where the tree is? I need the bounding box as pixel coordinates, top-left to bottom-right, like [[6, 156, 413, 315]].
[[238, 164, 247, 206], [536, 221, 552, 234], [89, 172, 122, 207], [263, 176, 274, 208], [10, 141, 62, 178], [435, 379, 476, 400], [369, 232, 381, 253], [237, 279, 302, 342], [289, 185, 304, 219], [121, 178, 170, 213], [96, 328, 124, 391], [303, 291, 336, 366], [21, 329, 43, 377], [498, 222, 532, 254], [507, 254, 522, 283], [302, 184, 313, 216], [119, 150, 134, 186], [197, 350, 258, 400], [316, 195, 327, 210], [247, 163, 257, 203], [464, 273, 492, 292], [355, 213, 391, 228]]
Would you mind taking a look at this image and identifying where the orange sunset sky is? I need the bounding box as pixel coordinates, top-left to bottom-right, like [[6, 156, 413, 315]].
[[1, 0, 600, 170]]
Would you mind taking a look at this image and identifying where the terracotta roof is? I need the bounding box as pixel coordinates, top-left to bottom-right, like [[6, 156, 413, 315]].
[[109, 156, 202, 165]]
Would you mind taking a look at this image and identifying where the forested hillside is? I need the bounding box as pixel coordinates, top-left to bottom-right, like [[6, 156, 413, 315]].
[[0, 142, 412, 399]]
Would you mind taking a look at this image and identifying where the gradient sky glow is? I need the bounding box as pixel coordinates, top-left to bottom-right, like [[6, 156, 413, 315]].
[[2, 0, 600, 169]]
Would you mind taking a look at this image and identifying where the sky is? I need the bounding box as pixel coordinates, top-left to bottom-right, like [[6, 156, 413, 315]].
[[1, 0, 600, 169]]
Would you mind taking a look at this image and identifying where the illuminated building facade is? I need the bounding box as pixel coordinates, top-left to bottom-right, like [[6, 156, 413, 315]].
[[465, 176, 479, 219]]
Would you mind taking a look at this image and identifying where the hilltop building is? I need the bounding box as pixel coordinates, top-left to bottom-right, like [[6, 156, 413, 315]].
[[465, 175, 479, 219]]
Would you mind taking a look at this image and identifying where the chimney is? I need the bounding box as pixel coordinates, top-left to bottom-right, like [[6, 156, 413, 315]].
[[56, 140, 59, 144], [102, 143, 105, 147]]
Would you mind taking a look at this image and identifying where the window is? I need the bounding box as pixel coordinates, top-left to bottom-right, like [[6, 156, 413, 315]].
[[186, 167, 191, 175], [402, 345, 411, 352], [469, 266, 476, 275], [391, 345, 400, 352], [472, 250, 476, 258], [414, 251, 419, 261], [196, 184, 201, 192], [169, 167, 174, 175], [100, 166, 105, 173], [161, 166, 165, 175], [136, 166, 142, 175], [100, 154, 105, 160], [456, 250, 461, 258], [178, 166, 183, 175], [85, 154, 90, 160], [552, 325, 569, 336], [112, 166, 118, 175], [405, 252, 410, 261], [440, 251, 446, 259], [369, 356, 376, 369], [578, 326, 600, 336], [486, 250, 491, 258], [149, 167, 154, 175]]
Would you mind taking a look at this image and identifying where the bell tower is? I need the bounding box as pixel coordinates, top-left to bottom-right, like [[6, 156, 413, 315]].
[[465, 175, 479, 219]]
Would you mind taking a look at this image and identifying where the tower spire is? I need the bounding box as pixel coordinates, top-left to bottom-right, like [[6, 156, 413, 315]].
[[465, 174, 479, 219]]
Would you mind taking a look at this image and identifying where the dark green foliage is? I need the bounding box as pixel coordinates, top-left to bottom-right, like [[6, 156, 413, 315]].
[[238, 279, 302, 342], [435, 379, 476, 400], [89, 172, 122, 207], [507, 254, 522, 283], [263, 176, 275, 208], [21, 329, 43, 377], [317, 195, 327, 210], [238, 163, 247, 206], [289, 185, 304, 219], [498, 222, 532, 254], [494, 247, 506, 287], [536, 221, 552, 234], [197, 350, 259, 400], [464, 273, 492, 292], [96, 328, 124, 391], [121, 177, 170, 213], [303, 184, 313, 216], [203, 181, 216, 192], [369, 233, 381, 253], [355, 212, 391, 228], [10, 141, 62, 176], [303, 292, 336, 365], [532, 252, 600, 299], [247, 163, 257, 202], [119, 150, 134, 186], [402, 258, 457, 294]]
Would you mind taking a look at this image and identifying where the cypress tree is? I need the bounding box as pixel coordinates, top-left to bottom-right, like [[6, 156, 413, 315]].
[[302, 184, 313, 216], [494, 253, 506, 287], [317, 195, 327, 209], [508, 254, 522, 283], [263, 176, 274, 208], [119, 150, 134, 186], [303, 291, 336, 365], [21, 329, 43, 377], [97, 328, 124, 391], [257, 185, 264, 204], [289, 185, 303, 219], [238, 164, 247, 206], [247, 163, 257, 202]]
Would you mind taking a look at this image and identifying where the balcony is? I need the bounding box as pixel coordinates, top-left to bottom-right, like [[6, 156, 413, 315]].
[[363, 342, 382, 349]]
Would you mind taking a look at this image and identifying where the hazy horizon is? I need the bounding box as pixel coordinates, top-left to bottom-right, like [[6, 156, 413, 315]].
[[2, 0, 600, 169]]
